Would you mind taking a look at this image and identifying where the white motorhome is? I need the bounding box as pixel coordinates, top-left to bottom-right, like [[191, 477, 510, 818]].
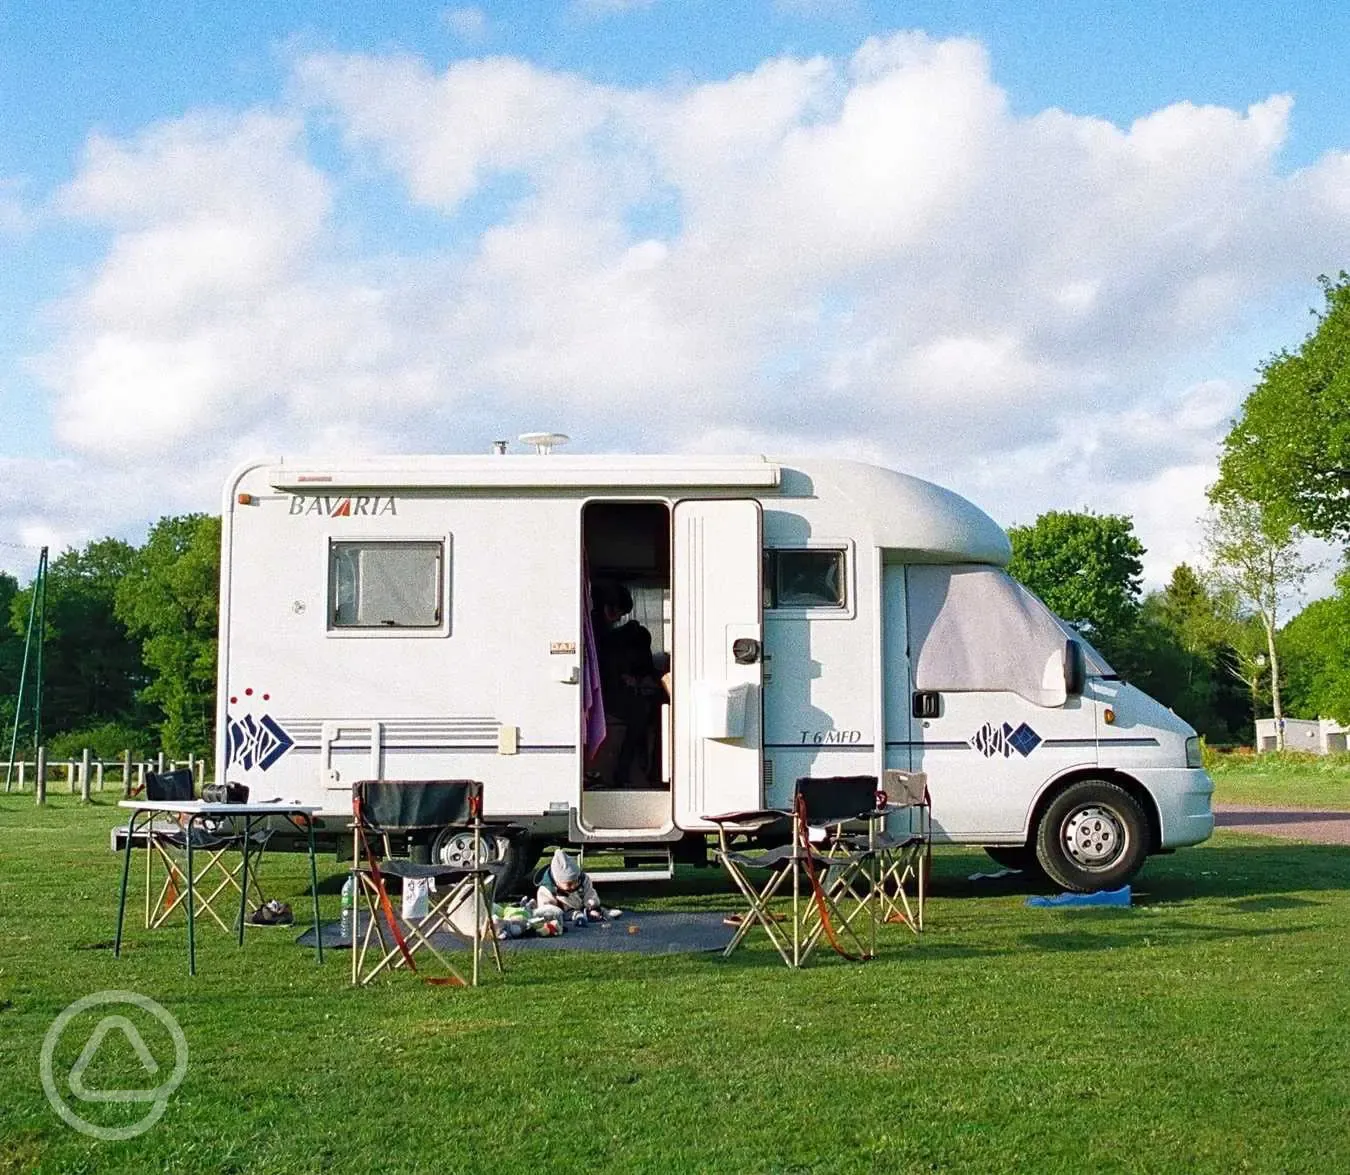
[[217, 450, 1214, 892]]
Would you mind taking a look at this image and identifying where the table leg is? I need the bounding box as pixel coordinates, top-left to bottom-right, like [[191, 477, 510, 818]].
[[237, 815, 252, 947], [307, 815, 323, 965], [114, 811, 138, 958], [186, 817, 197, 976]]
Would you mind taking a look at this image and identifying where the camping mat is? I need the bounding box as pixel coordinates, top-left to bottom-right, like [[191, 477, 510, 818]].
[[296, 910, 735, 956]]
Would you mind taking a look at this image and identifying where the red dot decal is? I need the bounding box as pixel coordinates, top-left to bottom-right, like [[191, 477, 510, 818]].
[[263, 693, 270, 701], [230, 696, 237, 704], [245, 688, 253, 696]]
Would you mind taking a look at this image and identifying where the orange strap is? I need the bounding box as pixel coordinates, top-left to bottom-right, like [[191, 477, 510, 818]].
[[354, 796, 419, 974], [796, 793, 871, 962]]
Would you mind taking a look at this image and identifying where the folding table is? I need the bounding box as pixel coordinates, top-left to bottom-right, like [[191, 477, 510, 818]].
[[113, 800, 324, 976]]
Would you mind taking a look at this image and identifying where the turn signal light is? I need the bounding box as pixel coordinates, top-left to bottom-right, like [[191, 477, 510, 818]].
[[237, 493, 254, 505], [1103, 707, 1116, 724]]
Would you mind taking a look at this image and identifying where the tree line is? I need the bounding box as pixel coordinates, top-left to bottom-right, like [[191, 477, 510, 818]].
[[4, 275, 1349, 755], [2, 515, 220, 760]]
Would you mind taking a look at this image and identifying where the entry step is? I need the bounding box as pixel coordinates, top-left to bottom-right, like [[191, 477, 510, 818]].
[[580, 847, 675, 884]]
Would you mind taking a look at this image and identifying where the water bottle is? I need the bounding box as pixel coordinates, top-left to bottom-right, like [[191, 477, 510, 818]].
[[340, 873, 355, 942]]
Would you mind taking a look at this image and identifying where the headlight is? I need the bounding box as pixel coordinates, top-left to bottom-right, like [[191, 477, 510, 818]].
[[1185, 736, 1203, 768]]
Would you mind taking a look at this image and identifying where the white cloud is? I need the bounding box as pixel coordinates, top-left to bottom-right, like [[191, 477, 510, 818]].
[[16, 33, 1350, 594], [441, 6, 488, 41]]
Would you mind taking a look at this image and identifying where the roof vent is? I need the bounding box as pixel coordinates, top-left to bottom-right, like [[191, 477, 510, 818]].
[[491, 440, 509, 455], [519, 432, 569, 455]]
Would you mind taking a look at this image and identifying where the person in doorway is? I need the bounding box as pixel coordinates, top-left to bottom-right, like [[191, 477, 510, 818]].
[[591, 579, 666, 786], [535, 849, 602, 927]]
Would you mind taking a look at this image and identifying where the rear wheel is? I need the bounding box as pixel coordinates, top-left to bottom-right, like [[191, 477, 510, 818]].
[[1034, 779, 1149, 892], [430, 829, 541, 897]]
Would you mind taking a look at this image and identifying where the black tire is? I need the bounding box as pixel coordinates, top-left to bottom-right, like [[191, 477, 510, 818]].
[[497, 837, 546, 897], [1034, 779, 1149, 892], [983, 845, 1040, 873], [431, 829, 542, 898]]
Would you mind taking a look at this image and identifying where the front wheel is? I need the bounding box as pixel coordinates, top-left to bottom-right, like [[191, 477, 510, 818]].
[[1033, 780, 1149, 892]]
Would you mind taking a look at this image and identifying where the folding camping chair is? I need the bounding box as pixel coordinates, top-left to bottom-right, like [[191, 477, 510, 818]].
[[820, 770, 931, 934], [874, 769, 931, 933], [707, 775, 883, 969], [141, 769, 272, 933], [349, 779, 503, 988]]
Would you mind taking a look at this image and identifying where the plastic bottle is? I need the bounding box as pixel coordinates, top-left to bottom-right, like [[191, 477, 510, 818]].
[[340, 873, 355, 941]]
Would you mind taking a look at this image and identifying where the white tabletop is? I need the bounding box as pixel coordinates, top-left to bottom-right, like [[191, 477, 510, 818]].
[[118, 800, 322, 816]]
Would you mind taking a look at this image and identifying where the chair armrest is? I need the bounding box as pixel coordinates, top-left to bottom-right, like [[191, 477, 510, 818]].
[[704, 809, 791, 833]]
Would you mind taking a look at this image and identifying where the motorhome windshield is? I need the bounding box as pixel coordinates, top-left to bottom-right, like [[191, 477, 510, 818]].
[[906, 564, 1110, 706]]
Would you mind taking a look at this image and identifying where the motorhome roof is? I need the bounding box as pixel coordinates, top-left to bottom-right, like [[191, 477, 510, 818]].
[[268, 454, 781, 491], [254, 453, 1009, 566]]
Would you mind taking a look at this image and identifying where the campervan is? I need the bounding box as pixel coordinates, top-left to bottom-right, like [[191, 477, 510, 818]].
[[217, 451, 1214, 892]]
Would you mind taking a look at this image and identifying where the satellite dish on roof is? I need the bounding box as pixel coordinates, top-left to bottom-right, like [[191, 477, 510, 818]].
[[519, 432, 569, 455]]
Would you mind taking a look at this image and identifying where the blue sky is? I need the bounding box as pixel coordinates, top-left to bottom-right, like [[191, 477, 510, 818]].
[[2, 0, 1348, 585]]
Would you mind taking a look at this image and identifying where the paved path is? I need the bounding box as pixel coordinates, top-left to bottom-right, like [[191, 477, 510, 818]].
[[1214, 804, 1350, 845]]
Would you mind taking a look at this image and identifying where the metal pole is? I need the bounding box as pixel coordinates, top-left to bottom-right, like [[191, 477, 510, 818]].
[[32, 547, 46, 754], [4, 547, 46, 792]]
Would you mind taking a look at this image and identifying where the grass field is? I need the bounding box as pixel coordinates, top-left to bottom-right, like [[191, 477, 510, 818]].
[[2, 796, 1348, 1174], [1209, 751, 1350, 810]]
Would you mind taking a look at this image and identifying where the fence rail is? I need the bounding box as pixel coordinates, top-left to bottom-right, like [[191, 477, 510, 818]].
[[3, 751, 212, 804]]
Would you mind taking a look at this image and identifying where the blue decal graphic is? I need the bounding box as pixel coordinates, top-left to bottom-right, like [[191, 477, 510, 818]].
[[971, 721, 1041, 758], [225, 713, 294, 772]]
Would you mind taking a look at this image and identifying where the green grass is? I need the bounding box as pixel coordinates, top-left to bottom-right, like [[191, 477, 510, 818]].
[[2, 797, 1349, 1174], [1209, 751, 1350, 810]]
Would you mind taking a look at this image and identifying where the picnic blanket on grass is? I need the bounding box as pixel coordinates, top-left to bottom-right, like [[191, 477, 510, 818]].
[[297, 910, 735, 956]]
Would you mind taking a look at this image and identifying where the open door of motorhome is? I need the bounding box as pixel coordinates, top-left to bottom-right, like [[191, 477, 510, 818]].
[[672, 499, 764, 829]]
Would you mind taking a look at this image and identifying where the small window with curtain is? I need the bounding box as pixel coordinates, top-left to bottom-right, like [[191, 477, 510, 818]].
[[763, 549, 846, 609], [329, 541, 444, 629]]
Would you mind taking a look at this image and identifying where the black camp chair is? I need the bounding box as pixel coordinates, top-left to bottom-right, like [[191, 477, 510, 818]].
[[823, 770, 931, 934], [707, 775, 884, 968], [141, 769, 271, 933], [349, 779, 502, 987]]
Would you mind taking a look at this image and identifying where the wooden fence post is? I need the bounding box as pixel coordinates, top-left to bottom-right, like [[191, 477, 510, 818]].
[[122, 750, 133, 798], [35, 748, 46, 806], [95, 760, 105, 792], [80, 749, 92, 803], [157, 751, 165, 775], [17, 760, 24, 791], [67, 761, 76, 794]]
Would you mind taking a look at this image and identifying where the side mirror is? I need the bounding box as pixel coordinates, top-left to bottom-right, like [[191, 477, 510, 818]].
[[1065, 639, 1086, 697]]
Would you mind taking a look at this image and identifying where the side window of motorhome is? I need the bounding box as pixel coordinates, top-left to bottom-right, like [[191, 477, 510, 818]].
[[763, 549, 846, 609], [906, 564, 1110, 707], [329, 541, 444, 629]]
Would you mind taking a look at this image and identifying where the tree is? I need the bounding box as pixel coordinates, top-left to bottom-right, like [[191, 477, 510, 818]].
[[1280, 567, 1350, 724], [0, 571, 22, 746], [1216, 273, 1350, 541], [1203, 495, 1318, 748], [1006, 510, 1145, 667], [1137, 565, 1254, 743], [8, 539, 147, 741], [114, 514, 221, 758]]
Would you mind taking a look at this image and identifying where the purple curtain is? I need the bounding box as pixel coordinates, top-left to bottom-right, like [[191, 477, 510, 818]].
[[581, 571, 607, 763]]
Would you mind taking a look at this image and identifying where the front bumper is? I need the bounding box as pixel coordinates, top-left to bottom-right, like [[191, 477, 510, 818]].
[[1140, 767, 1215, 848]]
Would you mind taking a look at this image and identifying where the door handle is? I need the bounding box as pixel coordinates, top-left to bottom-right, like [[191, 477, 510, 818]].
[[732, 637, 761, 665], [912, 691, 940, 719]]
